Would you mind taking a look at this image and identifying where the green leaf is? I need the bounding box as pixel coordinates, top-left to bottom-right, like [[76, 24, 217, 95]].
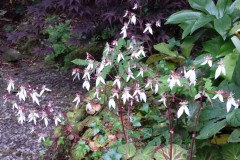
[[191, 15, 214, 34], [154, 43, 178, 57], [166, 10, 203, 24], [52, 43, 66, 56], [154, 144, 187, 160], [214, 15, 231, 40], [146, 54, 165, 65], [231, 36, 240, 54], [71, 58, 88, 66], [189, 0, 218, 16], [117, 143, 136, 158], [133, 146, 156, 160], [142, 128, 153, 140], [43, 137, 53, 147], [222, 143, 240, 160], [196, 119, 227, 139], [72, 144, 88, 160], [223, 50, 239, 81], [139, 103, 150, 113], [199, 106, 227, 122], [103, 148, 122, 160], [193, 146, 222, 160], [226, 109, 240, 127], [181, 21, 195, 39], [228, 129, 240, 142], [216, 0, 232, 18], [232, 57, 240, 87]]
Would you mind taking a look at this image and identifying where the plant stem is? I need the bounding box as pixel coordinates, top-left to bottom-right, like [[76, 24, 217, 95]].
[[166, 94, 173, 160], [188, 94, 203, 160]]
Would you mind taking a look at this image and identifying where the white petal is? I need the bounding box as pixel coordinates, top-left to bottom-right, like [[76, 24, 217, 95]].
[[215, 66, 222, 79], [226, 100, 232, 112], [184, 107, 190, 116], [177, 107, 184, 118]]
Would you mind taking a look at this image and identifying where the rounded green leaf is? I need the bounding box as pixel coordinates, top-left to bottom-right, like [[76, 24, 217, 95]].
[[117, 143, 136, 158], [154, 144, 187, 160], [226, 109, 240, 127], [193, 146, 222, 160], [222, 143, 240, 160]]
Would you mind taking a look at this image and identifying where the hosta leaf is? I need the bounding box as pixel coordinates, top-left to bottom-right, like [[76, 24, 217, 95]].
[[214, 15, 231, 40], [193, 146, 222, 160], [117, 143, 136, 158], [196, 119, 227, 139], [222, 143, 240, 160], [223, 50, 239, 81], [226, 109, 240, 127], [191, 15, 214, 34], [216, 0, 232, 18], [154, 43, 178, 57], [166, 10, 203, 24], [181, 21, 195, 39], [189, 0, 218, 16], [71, 58, 88, 66], [154, 144, 187, 160], [231, 35, 240, 54], [133, 146, 156, 160], [228, 129, 240, 142]]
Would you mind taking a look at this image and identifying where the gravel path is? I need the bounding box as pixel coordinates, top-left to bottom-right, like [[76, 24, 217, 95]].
[[0, 58, 81, 159]]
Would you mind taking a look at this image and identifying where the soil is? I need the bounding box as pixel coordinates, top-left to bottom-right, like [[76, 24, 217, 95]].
[[0, 56, 83, 159]]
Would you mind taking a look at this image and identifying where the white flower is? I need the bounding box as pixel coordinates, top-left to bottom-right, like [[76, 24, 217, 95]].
[[131, 50, 140, 59], [137, 46, 145, 57], [82, 68, 91, 80], [168, 72, 182, 90], [41, 111, 49, 127], [201, 55, 212, 67], [104, 42, 110, 55], [40, 85, 51, 96], [72, 68, 80, 81], [129, 13, 136, 25], [132, 3, 138, 10], [215, 59, 226, 79], [28, 110, 39, 125], [126, 70, 135, 82], [16, 86, 27, 101], [72, 93, 81, 108], [177, 101, 190, 118], [93, 88, 101, 99], [96, 74, 105, 86], [158, 93, 167, 107], [97, 61, 105, 74], [113, 75, 121, 89], [184, 68, 196, 86], [112, 89, 119, 99], [12, 101, 18, 110], [82, 80, 90, 91], [156, 20, 161, 27], [153, 79, 159, 94], [7, 79, 14, 93], [87, 60, 94, 70], [17, 108, 26, 124], [120, 23, 128, 39], [86, 102, 93, 111], [226, 93, 238, 112], [122, 87, 133, 104], [54, 115, 62, 126], [117, 52, 125, 62], [143, 23, 153, 35], [105, 59, 112, 66], [137, 67, 144, 77], [38, 133, 46, 143], [145, 78, 153, 90], [139, 90, 147, 102], [123, 10, 128, 17], [108, 96, 116, 109], [212, 90, 224, 102], [30, 90, 40, 105]]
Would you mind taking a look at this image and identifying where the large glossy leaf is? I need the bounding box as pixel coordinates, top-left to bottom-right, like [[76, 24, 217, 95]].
[[203, 36, 223, 54], [189, 0, 218, 16], [193, 146, 222, 160], [223, 49, 239, 81], [154, 144, 187, 160], [216, 0, 232, 18], [133, 146, 156, 160], [181, 21, 195, 39], [196, 119, 227, 139], [214, 15, 231, 40], [222, 143, 240, 160], [228, 129, 240, 142], [226, 109, 240, 127], [191, 15, 214, 34], [166, 10, 203, 24], [154, 43, 178, 57]]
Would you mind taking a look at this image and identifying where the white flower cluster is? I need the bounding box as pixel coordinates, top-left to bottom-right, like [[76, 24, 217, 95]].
[[4, 78, 63, 128]]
